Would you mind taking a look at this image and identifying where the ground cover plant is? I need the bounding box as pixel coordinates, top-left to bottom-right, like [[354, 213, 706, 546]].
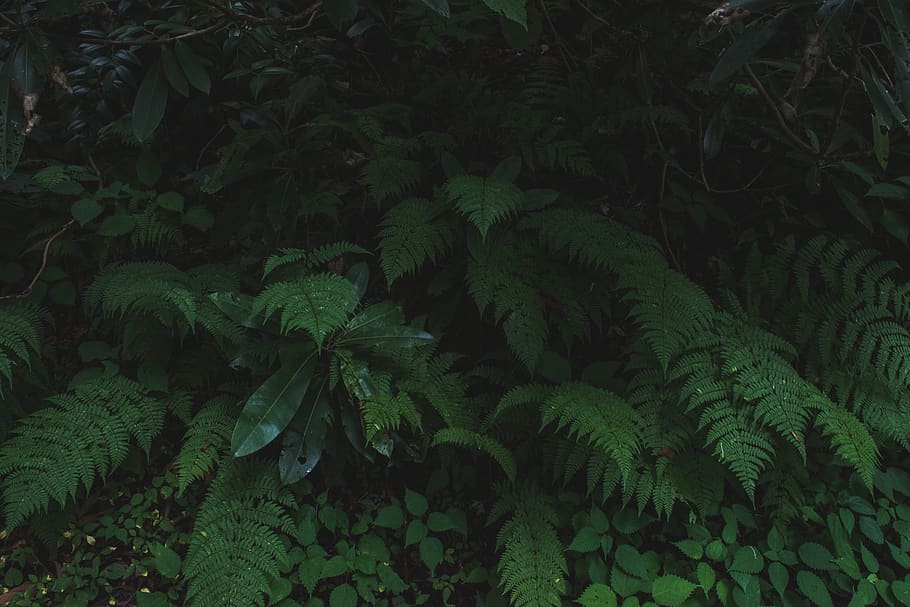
[[2, 0, 910, 605]]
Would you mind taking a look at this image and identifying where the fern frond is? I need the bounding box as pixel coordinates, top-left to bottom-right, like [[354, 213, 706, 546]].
[[378, 198, 454, 284], [359, 157, 422, 203], [0, 375, 165, 529], [84, 262, 199, 329], [175, 396, 237, 494], [493, 490, 567, 607], [433, 427, 517, 481], [0, 303, 41, 391], [540, 383, 640, 479], [444, 175, 523, 239], [815, 406, 879, 489], [263, 241, 370, 279], [184, 458, 294, 607], [253, 273, 359, 346]]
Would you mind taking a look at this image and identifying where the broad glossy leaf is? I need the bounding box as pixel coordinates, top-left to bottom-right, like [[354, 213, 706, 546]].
[[861, 62, 908, 128], [339, 302, 433, 349], [709, 16, 782, 89], [324, 0, 359, 27], [797, 570, 833, 607], [232, 353, 316, 457], [208, 292, 261, 328], [279, 382, 332, 484], [71, 198, 104, 226], [577, 583, 617, 607], [132, 61, 168, 143]]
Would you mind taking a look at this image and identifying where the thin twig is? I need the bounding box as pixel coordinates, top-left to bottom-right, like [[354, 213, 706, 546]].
[[0, 220, 76, 301], [744, 64, 818, 156]]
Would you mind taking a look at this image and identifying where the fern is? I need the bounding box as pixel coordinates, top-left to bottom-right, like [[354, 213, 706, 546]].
[[175, 395, 237, 494], [444, 175, 523, 239], [0, 375, 165, 530], [359, 157, 422, 203], [184, 458, 295, 607], [492, 488, 567, 607], [252, 273, 359, 346], [0, 302, 41, 392], [815, 406, 879, 489], [540, 382, 641, 480], [263, 241, 370, 279], [432, 427, 517, 480], [378, 197, 454, 284]]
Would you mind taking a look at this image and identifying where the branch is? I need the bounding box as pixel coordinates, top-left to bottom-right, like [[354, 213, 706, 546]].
[[744, 64, 819, 156], [0, 219, 76, 301]]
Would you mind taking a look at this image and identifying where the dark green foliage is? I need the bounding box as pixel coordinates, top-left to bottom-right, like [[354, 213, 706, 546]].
[[184, 459, 294, 607], [2, 0, 910, 606], [0, 375, 166, 529]]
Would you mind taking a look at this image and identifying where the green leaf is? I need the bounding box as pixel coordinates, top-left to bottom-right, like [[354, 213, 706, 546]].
[[615, 545, 648, 579], [377, 562, 409, 593], [0, 58, 26, 179], [709, 16, 782, 88], [136, 592, 171, 607], [729, 546, 764, 574], [577, 583, 617, 607], [427, 511, 455, 532], [797, 570, 833, 607], [865, 183, 910, 199], [892, 580, 910, 606], [405, 489, 428, 517], [231, 354, 317, 457], [568, 527, 602, 553], [374, 504, 404, 529], [160, 46, 189, 97], [406, 520, 428, 546], [71, 198, 104, 226], [673, 540, 703, 560], [651, 575, 697, 607], [98, 213, 136, 237], [150, 543, 181, 578], [417, 0, 449, 16], [419, 536, 444, 574], [174, 41, 211, 94], [279, 382, 332, 484], [132, 61, 169, 143], [329, 583, 358, 607], [156, 191, 185, 212], [696, 563, 715, 594], [481, 0, 526, 27], [799, 542, 837, 570], [340, 302, 434, 349]]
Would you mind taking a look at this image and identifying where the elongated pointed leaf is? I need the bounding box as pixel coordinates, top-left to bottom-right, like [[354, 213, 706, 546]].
[[339, 301, 434, 348], [709, 16, 782, 89], [279, 382, 332, 484], [417, 0, 449, 17], [160, 46, 189, 97], [132, 61, 168, 143], [174, 41, 211, 94], [232, 354, 316, 456], [345, 261, 369, 304], [0, 59, 26, 179]]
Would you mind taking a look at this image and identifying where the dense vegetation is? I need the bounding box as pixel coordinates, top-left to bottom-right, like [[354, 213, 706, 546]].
[[2, 0, 910, 605]]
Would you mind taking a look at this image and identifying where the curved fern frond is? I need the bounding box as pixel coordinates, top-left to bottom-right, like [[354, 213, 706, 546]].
[[816, 406, 879, 489], [0, 375, 165, 530], [378, 198, 454, 284], [445, 175, 523, 239], [263, 241, 370, 279], [184, 459, 295, 607], [175, 395, 237, 494], [0, 303, 41, 392], [432, 427, 517, 481], [253, 273, 359, 346], [492, 488, 567, 607], [540, 382, 641, 479]]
